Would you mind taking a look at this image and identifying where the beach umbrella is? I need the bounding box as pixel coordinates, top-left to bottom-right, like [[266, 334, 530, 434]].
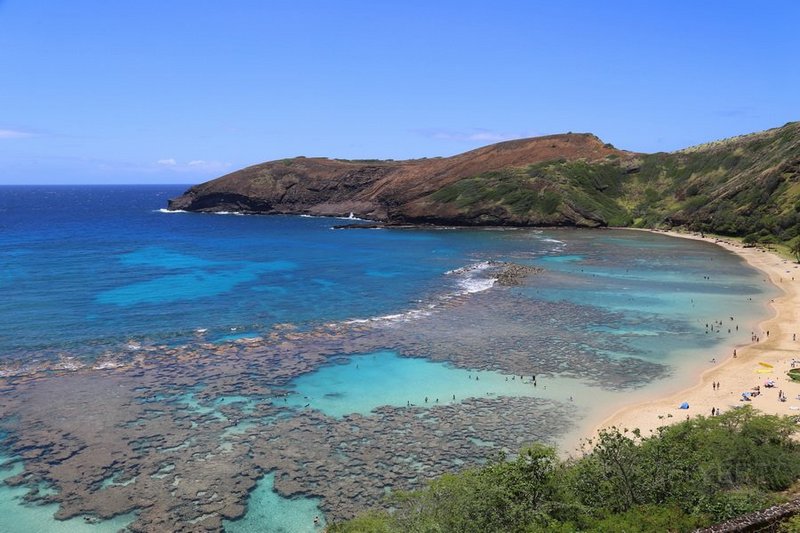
[[679, 401, 689, 409]]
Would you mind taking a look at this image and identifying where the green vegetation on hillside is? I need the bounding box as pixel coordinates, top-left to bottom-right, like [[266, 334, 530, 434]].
[[330, 407, 800, 532], [428, 159, 635, 227], [424, 122, 800, 243]]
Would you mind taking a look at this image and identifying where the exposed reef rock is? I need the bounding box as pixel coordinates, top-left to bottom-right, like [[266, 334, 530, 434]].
[[490, 262, 545, 286], [0, 279, 672, 531]]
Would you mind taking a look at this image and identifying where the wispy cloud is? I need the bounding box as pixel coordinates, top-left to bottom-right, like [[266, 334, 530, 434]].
[[416, 128, 534, 144], [713, 107, 753, 119], [154, 158, 231, 173], [0, 128, 34, 139]]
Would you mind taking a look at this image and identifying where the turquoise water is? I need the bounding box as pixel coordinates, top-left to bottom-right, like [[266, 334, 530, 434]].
[[0, 454, 136, 533], [223, 473, 325, 533], [286, 350, 543, 417], [0, 186, 778, 530]]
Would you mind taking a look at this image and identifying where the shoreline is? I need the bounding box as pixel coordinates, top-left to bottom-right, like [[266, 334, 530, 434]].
[[592, 229, 800, 438]]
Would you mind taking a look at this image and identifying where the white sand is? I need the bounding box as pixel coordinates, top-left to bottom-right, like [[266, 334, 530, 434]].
[[594, 230, 800, 437]]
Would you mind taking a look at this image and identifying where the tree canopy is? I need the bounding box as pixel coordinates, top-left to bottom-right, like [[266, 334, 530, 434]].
[[331, 407, 800, 533]]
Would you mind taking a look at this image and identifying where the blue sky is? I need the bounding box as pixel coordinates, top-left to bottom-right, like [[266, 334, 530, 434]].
[[1, 1, 798, 184]]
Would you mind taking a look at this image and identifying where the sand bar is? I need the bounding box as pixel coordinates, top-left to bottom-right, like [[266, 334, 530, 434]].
[[595, 230, 800, 438]]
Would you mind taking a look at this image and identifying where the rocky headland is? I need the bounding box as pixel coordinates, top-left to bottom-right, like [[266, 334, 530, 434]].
[[169, 122, 800, 242]]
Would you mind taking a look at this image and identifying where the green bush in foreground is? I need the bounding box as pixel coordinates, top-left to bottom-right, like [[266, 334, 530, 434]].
[[330, 407, 800, 533]]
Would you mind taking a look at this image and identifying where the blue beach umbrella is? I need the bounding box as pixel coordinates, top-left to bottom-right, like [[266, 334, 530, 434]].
[[679, 402, 689, 409]]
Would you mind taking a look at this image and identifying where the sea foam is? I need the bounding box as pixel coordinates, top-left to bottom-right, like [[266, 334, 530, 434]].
[[446, 261, 497, 294], [342, 260, 498, 326]]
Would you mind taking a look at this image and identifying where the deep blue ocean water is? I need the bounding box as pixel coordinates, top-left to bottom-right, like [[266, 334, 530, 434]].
[[0, 185, 488, 359], [0, 185, 773, 364], [0, 185, 779, 531]]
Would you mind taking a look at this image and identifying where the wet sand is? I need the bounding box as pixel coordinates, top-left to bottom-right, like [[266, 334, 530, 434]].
[[596, 230, 800, 437]]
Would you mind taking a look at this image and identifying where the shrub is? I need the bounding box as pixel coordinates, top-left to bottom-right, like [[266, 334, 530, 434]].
[[333, 408, 800, 532]]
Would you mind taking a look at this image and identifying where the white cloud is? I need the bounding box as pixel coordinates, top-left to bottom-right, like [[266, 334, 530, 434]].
[[188, 160, 206, 166], [157, 158, 177, 166], [466, 131, 518, 142], [0, 129, 34, 139]]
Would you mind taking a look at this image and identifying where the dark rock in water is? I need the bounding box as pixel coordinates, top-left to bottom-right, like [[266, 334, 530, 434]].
[[331, 223, 386, 230]]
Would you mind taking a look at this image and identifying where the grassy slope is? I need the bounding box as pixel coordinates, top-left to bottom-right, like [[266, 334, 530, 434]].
[[419, 122, 800, 241]]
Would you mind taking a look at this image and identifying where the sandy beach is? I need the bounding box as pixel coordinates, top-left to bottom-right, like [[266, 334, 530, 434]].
[[595, 230, 800, 437]]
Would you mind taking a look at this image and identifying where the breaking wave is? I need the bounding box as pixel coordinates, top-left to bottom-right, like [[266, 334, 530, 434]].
[[342, 260, 499, 326], [446, 261, 497, 294]]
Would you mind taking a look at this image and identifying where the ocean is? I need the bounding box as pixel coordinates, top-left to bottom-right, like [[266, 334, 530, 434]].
[[0, 185, 776, 532]]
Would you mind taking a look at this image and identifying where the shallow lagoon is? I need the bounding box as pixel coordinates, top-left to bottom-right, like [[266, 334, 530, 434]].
[[222, 473, 325, 533], [284, 349, 546, 416], [0, 454, 136, 533]]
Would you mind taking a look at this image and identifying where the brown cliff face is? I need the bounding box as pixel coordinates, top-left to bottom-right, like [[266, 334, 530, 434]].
[[168, 133, 630, 225]]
